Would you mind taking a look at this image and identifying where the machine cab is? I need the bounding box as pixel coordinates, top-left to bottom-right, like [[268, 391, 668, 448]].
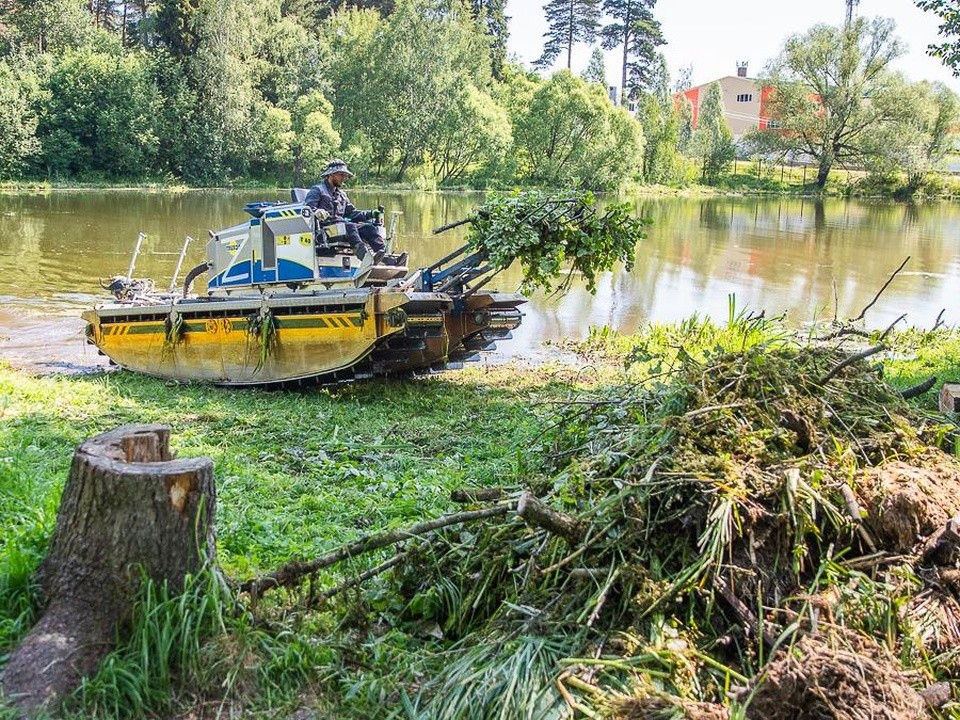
[[205, 190, 403, 294]]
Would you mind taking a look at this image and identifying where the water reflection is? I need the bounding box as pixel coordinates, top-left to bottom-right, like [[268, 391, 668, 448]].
[[0, 190, 958, 369]]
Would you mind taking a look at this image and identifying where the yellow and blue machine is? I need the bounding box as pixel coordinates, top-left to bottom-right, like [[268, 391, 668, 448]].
[[83, 193, 525, 386]]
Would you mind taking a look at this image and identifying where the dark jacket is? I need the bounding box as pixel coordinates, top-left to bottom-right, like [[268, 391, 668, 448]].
[[304, 180, 368, 220]]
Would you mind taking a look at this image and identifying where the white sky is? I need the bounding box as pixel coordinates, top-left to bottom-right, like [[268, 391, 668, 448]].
[[504, 0, 960, 92]]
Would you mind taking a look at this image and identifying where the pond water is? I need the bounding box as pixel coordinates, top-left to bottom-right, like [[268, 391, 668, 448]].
[[0, 189, 957, 373]]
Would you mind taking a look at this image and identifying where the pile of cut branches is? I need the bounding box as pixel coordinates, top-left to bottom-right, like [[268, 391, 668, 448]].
[[238, 316, 960, 717], [461, 190, 648, 294], [372, 324, 960, 717]]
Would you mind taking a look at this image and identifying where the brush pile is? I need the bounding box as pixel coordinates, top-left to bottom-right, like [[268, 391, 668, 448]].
[[385, 328, 960, 718]]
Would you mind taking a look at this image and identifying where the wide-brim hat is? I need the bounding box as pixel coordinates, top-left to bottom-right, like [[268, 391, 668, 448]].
[[322, 159, 354, 178]]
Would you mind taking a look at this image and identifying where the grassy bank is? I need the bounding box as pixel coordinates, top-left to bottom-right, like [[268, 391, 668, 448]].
[[4, 166, 960, 200], [0, 360, 573, 716], [2, 317, 960, 717]]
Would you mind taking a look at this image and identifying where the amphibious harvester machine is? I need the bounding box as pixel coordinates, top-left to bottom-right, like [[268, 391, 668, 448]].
[[82, 190, 525, 385]]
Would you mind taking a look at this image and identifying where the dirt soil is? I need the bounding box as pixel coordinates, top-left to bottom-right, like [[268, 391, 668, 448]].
[[740, 635, 928, 719], [858, 451, 960, 552]]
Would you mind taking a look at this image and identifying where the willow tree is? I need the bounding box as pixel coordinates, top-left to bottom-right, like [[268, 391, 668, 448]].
[[513, 70, 643, 188], [324, 0, 492, 180], [860, 78, 960, 188], [433, 84, 512, 185], [759, 18, 908, 189]]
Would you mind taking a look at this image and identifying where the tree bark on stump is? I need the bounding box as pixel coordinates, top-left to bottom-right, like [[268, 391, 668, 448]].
[[0, 425, 216, 717]]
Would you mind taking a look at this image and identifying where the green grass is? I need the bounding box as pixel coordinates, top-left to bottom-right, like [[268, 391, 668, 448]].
[[0, 361, 564, 716], [707, 163, 960, 199]]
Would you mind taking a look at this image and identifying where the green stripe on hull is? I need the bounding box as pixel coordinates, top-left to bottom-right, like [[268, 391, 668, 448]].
[[103, 314, 364, 336]]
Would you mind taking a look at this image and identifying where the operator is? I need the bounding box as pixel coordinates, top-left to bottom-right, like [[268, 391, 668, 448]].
[[304, 159, 386, 260]]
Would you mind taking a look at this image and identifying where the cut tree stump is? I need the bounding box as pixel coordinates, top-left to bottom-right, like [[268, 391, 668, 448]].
[[940, 383, 960, 413], [0, 425, 216, 717]]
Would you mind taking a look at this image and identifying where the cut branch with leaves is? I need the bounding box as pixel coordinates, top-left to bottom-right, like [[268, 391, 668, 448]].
[[457, 190, 649, 295]]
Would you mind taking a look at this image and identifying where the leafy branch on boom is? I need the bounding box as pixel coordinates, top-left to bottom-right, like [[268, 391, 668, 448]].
[[463, 190, 649, 295]]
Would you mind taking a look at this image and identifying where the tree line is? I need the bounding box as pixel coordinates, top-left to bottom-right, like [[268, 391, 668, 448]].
[[0, 0, 957, 190], [0, 0, 652, 188]]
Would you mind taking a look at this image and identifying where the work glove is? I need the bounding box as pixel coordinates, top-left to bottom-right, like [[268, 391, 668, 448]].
[[313, 208, 330, 221]]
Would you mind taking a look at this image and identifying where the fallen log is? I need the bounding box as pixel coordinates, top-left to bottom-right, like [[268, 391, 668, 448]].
[[240, 503, 514, 598], [517, 491, 585, 544]]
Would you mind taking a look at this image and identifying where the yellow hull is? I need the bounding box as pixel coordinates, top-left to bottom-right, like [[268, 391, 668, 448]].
[[83, 290, 409, 385]]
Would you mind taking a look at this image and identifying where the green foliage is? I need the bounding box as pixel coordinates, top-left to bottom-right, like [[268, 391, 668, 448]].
[[409, 635, 572, 718], [151, 0, 318, 184], [464, 189, 647, 294], [323, 0, 492, 181], [915, 0, 960, 75], [317, 7, 380, 175], [0, 60, 42, 180], [675, 92, 694, 153], [470, 0, 508, 79], [513, 70, 644, 188], [636, 93, 678, 184], [535, 0, 601, 70], [581, 46, 606, 84], [291, 92, 342, 183], [248, 105, 296, 181], [758, 18, 908, 189], [0, 0, 96, 55], [860, 78, 960, 189], [635, 54, 683, 185], [38, 47, 162, 180], [690, 82, 735, 183], [432, 84, 512, 185], [152, 0, 204, 59]]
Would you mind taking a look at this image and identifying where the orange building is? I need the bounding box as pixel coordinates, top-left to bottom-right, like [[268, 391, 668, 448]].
[[675, 63, 775, 137]]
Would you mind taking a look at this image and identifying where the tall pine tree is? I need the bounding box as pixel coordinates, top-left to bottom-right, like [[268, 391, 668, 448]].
[[600, 0, 664, 102], [534, 0, 600, 70], [471, 0, 508, 79]]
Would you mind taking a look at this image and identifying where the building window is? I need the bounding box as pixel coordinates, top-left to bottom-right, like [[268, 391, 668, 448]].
[[736, 93, 753, 102]]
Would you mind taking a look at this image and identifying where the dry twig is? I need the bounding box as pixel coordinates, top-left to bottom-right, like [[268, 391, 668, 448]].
[[848, 256, 909, 323], [240, 503, 514, 598]]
